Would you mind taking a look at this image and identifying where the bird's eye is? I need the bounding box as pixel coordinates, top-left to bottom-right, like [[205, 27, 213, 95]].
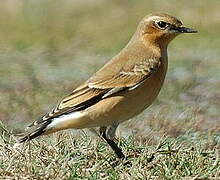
[[156, 21, 168, 29]]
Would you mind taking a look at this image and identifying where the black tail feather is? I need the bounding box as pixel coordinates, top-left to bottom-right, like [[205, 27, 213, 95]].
[[15, 120, 52, 143]]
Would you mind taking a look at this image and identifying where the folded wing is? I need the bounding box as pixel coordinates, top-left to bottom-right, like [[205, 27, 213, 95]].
[[17, 57, 160, 142]]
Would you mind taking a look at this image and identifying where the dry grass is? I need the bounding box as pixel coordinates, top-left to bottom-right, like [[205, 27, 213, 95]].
[[0, 126, 219, 179], [0, 0, 220, 179]]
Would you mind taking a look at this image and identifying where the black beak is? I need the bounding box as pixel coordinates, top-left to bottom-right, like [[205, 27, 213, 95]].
[[177, 26, 198, 33], [170, 26, 198, 33]]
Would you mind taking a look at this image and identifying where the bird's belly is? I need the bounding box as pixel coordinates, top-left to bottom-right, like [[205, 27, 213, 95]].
[[84, 66, 166, 127]]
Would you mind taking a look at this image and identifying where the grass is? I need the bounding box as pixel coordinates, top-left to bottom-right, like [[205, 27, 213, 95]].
[[0, 126, 220, 179], [0, 0, 220, 179]]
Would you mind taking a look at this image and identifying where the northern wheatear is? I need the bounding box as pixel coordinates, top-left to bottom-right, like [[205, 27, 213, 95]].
[[16, 13, 197, 158]]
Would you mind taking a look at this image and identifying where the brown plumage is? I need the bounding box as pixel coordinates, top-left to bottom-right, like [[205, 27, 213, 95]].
[[15, 13, 197, 158]]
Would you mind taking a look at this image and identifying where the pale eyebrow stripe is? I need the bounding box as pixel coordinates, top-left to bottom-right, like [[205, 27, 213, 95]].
[[145, 16, 163, 22]]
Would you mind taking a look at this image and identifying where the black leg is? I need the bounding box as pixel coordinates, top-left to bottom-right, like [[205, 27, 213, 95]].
[[100, 129, 125, 159]]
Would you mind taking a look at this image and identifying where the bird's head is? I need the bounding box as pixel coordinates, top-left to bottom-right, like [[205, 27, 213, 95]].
[[136, 13, 197, 48]]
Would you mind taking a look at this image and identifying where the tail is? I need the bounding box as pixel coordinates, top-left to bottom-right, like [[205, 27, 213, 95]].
[[15, 111, 85, 144], [15, 120, 52, 143]]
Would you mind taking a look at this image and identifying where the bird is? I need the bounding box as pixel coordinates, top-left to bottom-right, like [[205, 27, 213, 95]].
[[15, 13, 197, 159]]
